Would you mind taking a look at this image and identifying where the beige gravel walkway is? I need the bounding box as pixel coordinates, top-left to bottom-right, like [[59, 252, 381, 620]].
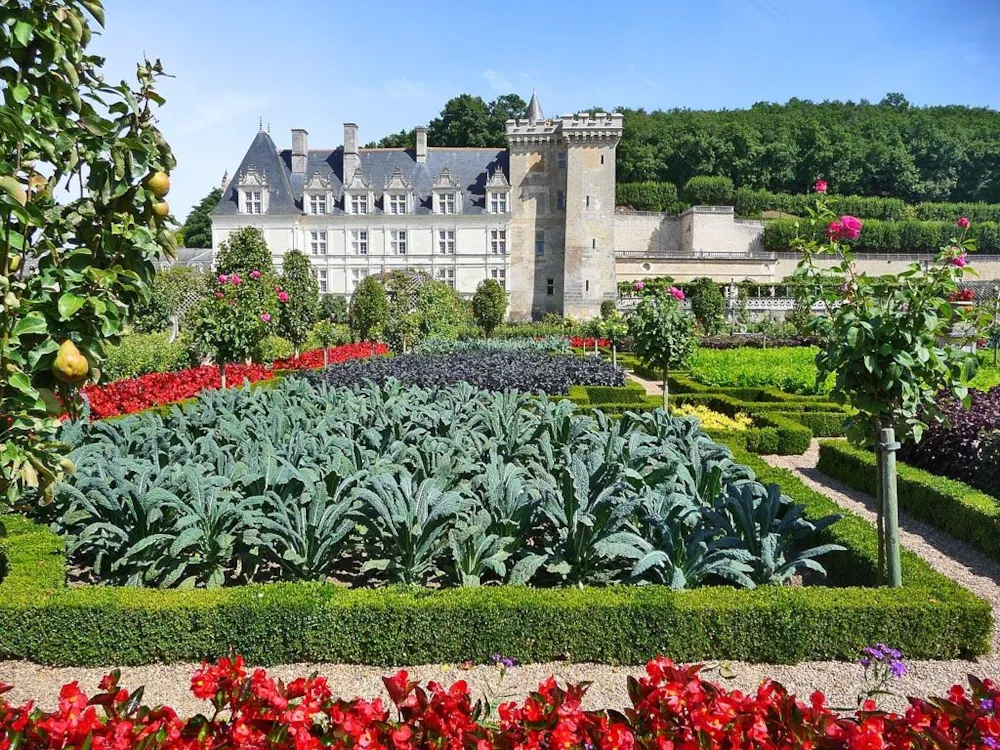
[[2, 441, 999, 715]]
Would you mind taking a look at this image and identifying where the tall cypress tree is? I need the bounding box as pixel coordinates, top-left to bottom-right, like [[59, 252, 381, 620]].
[[181, 187, 221, 248]]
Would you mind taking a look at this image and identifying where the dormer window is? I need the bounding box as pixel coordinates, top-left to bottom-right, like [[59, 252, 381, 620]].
[[432, 166, 463, 215], [304, 171, 333, 216], [382, 167, 413, 216], [344, 168, 374, 216], [238, 167, 269, 215], [485, 169, 510, 214]]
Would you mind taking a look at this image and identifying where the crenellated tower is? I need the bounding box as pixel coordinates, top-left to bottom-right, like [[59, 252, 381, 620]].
[[505, 101, 622, 320]]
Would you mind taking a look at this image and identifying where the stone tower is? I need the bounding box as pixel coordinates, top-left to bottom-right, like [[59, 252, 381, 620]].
[[506, 100, 622, 320]]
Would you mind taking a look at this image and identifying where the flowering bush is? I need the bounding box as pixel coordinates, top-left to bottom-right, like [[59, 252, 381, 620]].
[[80, 344, 383, 419], [2, 656, 1000, 750], [628, 288, 697, 411]]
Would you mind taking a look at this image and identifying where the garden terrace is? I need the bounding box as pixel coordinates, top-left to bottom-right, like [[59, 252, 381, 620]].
[[0, 381, 988, 666], [301, 351, 625, 394]]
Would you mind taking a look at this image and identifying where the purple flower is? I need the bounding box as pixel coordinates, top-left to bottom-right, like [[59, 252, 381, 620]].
[[491, 653, 516, 668], [981, 698, 996, 712], [889, 660, 906, 678], [985, 738, 999, 749]]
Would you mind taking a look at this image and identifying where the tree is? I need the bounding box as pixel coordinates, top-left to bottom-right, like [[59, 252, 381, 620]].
[[628, 288, 697, 412], [381, 270, 422, 354], [188, 269, 281, 388], [181, 187, 221, 248], [425, 93, 527, 148], [597, 311, 629, 369], [687, 277, 725, 335], [472, 279, 507, 338], [365, 129, 413, 149], [417, 280, 469, 339], [1, 1, 175, 505], [277, 250, 319, 356], [319, 294, 348, 324], [133, 266, 209, 333], [215, 227, 273, 276], [793, 190, 978, 587], [312, 320, 338, 367], [349, 275, 388, 354]]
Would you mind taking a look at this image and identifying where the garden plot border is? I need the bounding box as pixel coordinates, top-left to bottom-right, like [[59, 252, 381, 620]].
[[0, 446, 988, 667], [817, 440, 1000, 562]]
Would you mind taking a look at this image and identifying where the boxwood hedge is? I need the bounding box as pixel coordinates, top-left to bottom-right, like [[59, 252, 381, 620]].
[[817, 440, 1000, 562], [0, 444, 989, 666]]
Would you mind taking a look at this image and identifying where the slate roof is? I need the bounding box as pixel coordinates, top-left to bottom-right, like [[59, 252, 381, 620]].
[[212, 131, 508, 217]]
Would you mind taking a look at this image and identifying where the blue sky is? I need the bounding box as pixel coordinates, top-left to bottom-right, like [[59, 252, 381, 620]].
[[93, 0, 1000, 225]]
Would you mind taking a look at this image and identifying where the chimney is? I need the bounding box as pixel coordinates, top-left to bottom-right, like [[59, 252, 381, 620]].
[[343, 122, 360, 179], [291, 128, 308, 174], [415, 126, 427, 163]]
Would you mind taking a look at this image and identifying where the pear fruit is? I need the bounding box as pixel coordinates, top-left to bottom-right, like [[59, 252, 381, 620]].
[[146, 171, 170, 198], [53, 340, 90, 383], [152, 200, 170, 218], [0, 176, 27, 207]]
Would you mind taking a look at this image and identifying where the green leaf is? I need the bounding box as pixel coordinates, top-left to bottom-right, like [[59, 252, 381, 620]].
[[12, 312, 47, 337], [58, 293, 86, 319], [12, 21, 32, 47], [11, 84, 29, 104], [8, 372, 34, 395]]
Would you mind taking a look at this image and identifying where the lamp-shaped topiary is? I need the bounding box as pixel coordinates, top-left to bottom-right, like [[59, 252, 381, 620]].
[[349, 275, 388, 356], [597, 311, 629, 369], [472, 279, 507, 338], [628, 287, 697, 412], [312, 320, 338, 367], [687, 277, 725, 335], [277, 250, 319, 357], [319, 294, 348, 324], [214, 227, 274, 276]]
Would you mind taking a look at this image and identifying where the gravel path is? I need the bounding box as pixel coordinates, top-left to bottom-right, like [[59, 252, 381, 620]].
[[3, 440, 999, 715]]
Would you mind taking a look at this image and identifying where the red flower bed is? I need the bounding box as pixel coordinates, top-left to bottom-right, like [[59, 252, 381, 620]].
[[570, 336, 610, 349], [2, 656, 999, 750], [80, 343, 383, 420]]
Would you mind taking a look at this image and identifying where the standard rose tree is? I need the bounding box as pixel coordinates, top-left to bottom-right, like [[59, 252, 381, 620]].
[[1, 1, 175, 505], [628, 286, 696, 412], [792, 181, 978, 586]]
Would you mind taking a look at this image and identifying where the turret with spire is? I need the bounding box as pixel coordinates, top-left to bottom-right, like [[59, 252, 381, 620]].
[[526, 91, 543, 123]]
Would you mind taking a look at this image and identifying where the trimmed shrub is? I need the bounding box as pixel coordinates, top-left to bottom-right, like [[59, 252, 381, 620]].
[[818, 440, 1000, 562], [472, 279, 507, 338], [764, 218, 1000, 253], [102, 332, 191, 382], [734, 188, 907, 221], [682, 176, 733, 206], [616, 181, 679, 212]]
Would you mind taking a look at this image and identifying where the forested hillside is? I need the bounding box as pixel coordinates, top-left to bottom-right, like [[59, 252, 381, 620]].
[[370, 92, 1000, 203]]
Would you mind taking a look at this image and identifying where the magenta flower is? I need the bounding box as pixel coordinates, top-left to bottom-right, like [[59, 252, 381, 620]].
[[957, 216, 971, 229], [634, 281, 645, 292], [952, 253, 968, 268], [814, 179, 828, 193], [231, 274, 242, 286], [261, 313, 271, 323], [250, 270, 262, 280], [668, 286, 685, 301], [215, 291, 224, 299], [826, 220, 844, 240], [217, 274, 228, 283], [839, 215, 863, 239], [278, 291, 289, 303]]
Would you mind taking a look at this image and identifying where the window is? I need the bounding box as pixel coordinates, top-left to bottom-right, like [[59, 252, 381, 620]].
[[310, 230, 327, 255], [490, 268, 506, 290], [437, 192, 456, 215], [246, 191, 262, 215], [489, 192, 507, 214], [435, 268, 455, 288], [535, 230, 545, 256], [350, 268, 368, 290], [350, 194, 368, 215], [585, 280, 590, 292], [310, 194, 328, 215], [351, 229, 368, 255], [586, 195, 590, 208], [315, 269, 328, 293], [388, 194, 407, 215], [556, 190, 565, 210], [558, 152, 567, 169], [600, 154, 605, 165], [438, 229, 455, 254], [490, 229, 507, 255], [546, 278, 554, 296], [592, 238, 596, 249], [390, 229, 407, 255]]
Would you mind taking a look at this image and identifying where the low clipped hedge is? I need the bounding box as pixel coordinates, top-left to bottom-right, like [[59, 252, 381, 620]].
[[764, 217, 1000, 253], [0, 444, 989, 666], [817, 440, 1000, 562]]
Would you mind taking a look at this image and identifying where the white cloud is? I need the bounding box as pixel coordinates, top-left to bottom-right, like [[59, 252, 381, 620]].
[[382, 77, 428, 101], [483, 69, 514, 93], [177, 91, 267, 136]]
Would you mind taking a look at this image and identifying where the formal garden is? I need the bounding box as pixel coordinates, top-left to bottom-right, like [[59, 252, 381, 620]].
[[6, 2, 1000, 747]]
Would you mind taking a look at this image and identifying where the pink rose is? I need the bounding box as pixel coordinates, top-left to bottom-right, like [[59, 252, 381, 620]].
[[839, 215, 863, 240], [261, 313, 271, 322], [826, 220, 844, 240], [218, 274, 228, 283], [957, 216, 970, 229], [814, 180, 828, 193], [215, 291, 224, 299], [634, 281, 645, 291], [231, 274, 242, 286], [668, 286, 685, 301], [250, 270, 261, 280], [952, 253, 968, 268], [278, 291, 289, 303]]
